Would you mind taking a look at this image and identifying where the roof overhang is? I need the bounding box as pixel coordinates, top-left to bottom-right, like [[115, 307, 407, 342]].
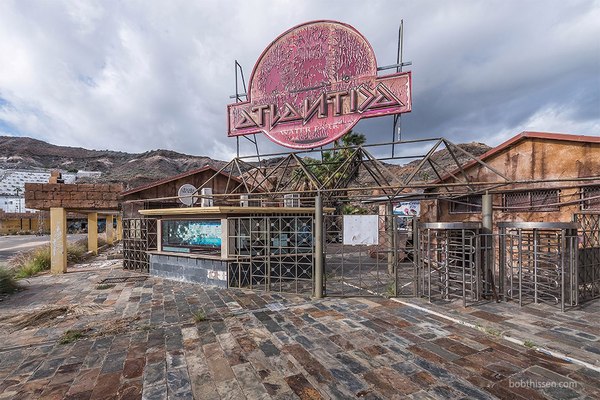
[[139, 206, 335, 216]]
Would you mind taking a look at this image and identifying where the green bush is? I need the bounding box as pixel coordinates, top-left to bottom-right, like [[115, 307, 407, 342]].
[[0, 268, 20, 294]]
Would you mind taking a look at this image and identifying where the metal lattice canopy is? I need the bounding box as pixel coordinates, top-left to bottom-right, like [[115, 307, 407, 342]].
[[122, 137, 600, 210], [179, 138, 513, 207]]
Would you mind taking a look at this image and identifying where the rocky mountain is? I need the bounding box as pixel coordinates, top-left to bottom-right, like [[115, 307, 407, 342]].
[[0, 136, 229, 189], [0, 136, 491, 190], [390, 141, 492, 183]]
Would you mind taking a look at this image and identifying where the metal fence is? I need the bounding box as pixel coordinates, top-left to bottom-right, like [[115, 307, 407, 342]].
[[227, 215, 314, 294], [321, 217, 590, 311], [574, 213, 600, 301], [123, 218, 157, 273], [123, 208, 599, 312]]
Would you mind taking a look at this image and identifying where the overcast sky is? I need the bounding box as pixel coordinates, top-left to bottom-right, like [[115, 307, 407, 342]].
[[0, 0, 598, 160]]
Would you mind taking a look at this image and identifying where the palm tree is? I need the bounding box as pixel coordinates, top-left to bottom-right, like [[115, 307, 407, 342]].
[[311, 130, 366, 188]]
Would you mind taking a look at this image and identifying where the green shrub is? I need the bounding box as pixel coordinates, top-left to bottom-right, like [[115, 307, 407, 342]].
[[0, 268, 20, 294]]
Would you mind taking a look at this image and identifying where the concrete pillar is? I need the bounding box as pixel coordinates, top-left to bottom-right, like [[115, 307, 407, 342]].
[[88, 212, 98, 255], [106, 215, 114, 245], [482, 193, 493, 235], [116, 215, 123, 241], [50, 207, 67, 274]]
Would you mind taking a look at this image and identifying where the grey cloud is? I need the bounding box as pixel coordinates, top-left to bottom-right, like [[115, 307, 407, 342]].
[[0, 0, 597, 160]]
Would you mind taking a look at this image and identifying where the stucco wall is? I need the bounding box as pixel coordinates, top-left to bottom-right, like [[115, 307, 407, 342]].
[[0, 215, 49, 234], [422, 138, 600, 225]]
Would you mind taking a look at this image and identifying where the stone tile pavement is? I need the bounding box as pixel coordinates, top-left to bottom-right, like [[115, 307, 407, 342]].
[[0, 258, 599, 399], [397, 295, 600, 370]]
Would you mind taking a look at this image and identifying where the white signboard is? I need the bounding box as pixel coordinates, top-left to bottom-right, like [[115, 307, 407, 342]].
[[178, 184, 198, 206], [343, 215, 379, 246], [394, 201, 420, 216]]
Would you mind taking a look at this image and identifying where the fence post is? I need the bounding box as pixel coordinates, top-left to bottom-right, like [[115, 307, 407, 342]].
[[413, 217, 420, 297], [386, 202, 396, 276], [482, 192, 494, 299], [314, 194, 324, 299]]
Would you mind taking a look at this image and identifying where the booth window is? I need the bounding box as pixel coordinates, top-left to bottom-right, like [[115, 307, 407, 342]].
[[161, 219, 221, 254], [503, 190, 560, 212], [449, 195, 482, 214], [582, 186, 600, 211]]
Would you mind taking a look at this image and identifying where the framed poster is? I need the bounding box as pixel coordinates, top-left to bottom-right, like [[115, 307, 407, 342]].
[[162, 219, 222, 250]]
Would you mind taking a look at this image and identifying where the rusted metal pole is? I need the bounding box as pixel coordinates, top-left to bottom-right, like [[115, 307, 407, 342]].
[[482, 192, 494, 300], [314, 194, 324, 299], [386, 202, 395, 276]]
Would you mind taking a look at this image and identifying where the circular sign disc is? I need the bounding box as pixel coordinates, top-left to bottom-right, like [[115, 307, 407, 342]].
[[178, 184, 198, 206], [249, 21, 377, 148]]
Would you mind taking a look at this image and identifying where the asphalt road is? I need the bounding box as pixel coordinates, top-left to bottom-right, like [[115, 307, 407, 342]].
[[0, 234, 87, 265]]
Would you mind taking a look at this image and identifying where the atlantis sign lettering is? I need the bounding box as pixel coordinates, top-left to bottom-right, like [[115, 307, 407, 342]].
[[227, 20, 412, 149]]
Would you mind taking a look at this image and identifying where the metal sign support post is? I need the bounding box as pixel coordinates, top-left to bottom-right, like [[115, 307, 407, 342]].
[[482, 192, 498, 300], [314, 194, 324, 298]]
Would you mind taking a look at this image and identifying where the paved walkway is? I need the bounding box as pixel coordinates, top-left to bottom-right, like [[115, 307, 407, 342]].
[[0, 258, 599, 399], [397, 295, 600, 370]]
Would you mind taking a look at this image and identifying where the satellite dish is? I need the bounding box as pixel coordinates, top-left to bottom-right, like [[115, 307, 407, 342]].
[[178, 184, 198, 206]]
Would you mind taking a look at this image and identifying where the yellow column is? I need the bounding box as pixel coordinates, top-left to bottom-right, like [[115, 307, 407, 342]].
[[88, 212, 98, 255], [106, 215, 114, 245], [50, 207, 67, 274], [116, 215, 123, 241]]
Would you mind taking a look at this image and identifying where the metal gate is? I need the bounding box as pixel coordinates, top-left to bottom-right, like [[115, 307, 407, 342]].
[[159, 209, 598, 311], [574, 213, 600, 301], [499, 222, 579, 311], [323, 213, 418, 297], [418, 223, 484, 307], [123, 218, 157, 273]]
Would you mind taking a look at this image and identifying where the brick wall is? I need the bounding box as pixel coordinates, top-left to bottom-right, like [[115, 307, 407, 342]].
[[24, 183, 123, 210]]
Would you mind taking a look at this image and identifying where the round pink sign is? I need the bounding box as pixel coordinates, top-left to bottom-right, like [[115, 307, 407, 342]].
[[228, 20, 411, 149]]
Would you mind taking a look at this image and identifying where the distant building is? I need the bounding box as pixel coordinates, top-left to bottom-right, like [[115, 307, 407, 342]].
[[0, 169, 101, 213]]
